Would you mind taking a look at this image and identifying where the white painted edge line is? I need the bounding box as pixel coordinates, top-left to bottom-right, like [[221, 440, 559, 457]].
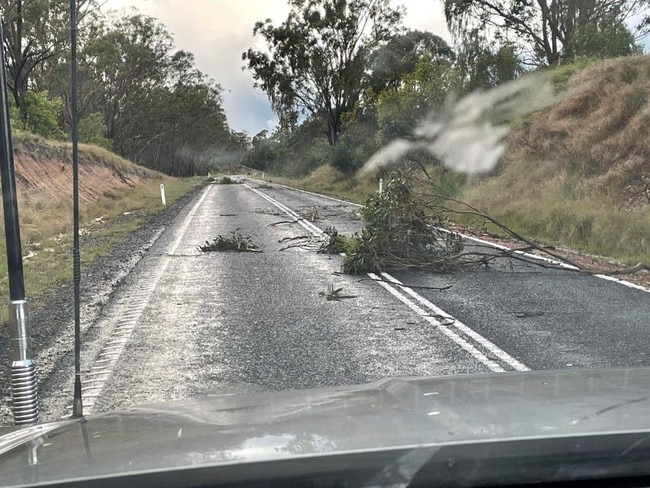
[[456, 231, 650, 294], [246, 183, 526, 373], [168, 183, 214, 254], [73, 184, 215, 416]]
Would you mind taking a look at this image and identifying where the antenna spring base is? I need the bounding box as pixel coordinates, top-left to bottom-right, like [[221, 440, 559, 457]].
[[10, 360, 38, 425]]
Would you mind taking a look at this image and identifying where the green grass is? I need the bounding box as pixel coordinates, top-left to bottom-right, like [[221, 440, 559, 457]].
[[549, 58, 598, 92]]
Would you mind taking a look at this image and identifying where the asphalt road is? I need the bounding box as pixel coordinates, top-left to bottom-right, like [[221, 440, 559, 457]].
[[37, 178, 650, 421]]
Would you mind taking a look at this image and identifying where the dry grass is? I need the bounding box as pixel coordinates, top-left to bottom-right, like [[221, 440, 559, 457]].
[[0, 176, 203, 324], [0, 149, 203, 325], [270, 165, 378, 203], [458, 55, 650, 264]]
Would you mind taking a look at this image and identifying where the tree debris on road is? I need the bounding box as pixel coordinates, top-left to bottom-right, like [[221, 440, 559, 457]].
[[199, 231, 261, 252], [319, 284, 358, 301]]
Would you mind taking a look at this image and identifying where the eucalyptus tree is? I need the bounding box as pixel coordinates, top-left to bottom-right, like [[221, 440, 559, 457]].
[[243, 0, 404, 146]]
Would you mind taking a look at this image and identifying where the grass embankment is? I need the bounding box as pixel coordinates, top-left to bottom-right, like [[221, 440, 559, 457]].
[[262, 165, 377, 204], [458, 55, 650, 264], [0, 133, 204, 324], [270, 55, 650, 266]]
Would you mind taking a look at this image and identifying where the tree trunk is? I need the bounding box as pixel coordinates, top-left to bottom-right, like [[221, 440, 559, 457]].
[[7, 0, 29, 120], [325, 111, 339, 146]]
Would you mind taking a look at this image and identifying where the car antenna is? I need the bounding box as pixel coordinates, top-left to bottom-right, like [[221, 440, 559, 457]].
[[0, 20, 39, 425], [70, 0, 83, 419]]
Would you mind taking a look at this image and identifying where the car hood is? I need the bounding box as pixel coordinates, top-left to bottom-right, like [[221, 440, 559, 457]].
[[1, 367, 650, 486]]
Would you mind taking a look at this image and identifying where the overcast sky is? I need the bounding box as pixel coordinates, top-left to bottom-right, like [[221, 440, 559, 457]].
[[103, 1, 450, 136]]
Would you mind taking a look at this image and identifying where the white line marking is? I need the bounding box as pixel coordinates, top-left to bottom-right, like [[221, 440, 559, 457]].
[[379, 272, 529, 372], [267, 180, 650, 294], [247, 178, 363, 207], [168, 185, 214, 254], [245, 184, 324, 236], [72, 184, 214, 416], [458, 232, 650, 293], [368, 273, 505, 372], [246, 184, 525, 372]]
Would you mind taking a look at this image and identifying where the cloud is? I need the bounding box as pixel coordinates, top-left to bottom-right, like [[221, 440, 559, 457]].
[[103, 0, 451, 135]]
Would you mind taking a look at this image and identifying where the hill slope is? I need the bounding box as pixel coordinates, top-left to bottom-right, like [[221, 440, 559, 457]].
[[0, 132, 202, 324], [13, 132, 160, 205], [460, 55, 650, 263]]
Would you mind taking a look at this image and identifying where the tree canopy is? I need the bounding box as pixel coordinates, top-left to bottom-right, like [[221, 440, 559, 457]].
[[0, 2, 246, 176], [243, 0, 404, 146], [444, 0, 647, 65]]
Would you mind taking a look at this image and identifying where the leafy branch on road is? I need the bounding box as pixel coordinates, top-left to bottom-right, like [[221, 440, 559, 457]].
[[337, 167, 650, 277], [319, 284, 358, 301], [199, 231, 261, 252], [341, 170, 464, 274], [218, 176, 243, 184], [319, 227, 356, 254]]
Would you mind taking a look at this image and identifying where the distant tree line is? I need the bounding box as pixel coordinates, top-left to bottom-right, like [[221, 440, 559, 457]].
[[243, 0, 646, 176], [0, 0, 246, 176], [1, 0, 644, 177]]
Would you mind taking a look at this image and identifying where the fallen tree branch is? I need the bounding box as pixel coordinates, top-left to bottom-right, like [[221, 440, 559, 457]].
[[270, 220, 301, 226], [279, 235, 312, 243]]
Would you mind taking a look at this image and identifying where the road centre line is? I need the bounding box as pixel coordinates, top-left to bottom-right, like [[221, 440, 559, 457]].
[[252, 179, 650, 295], [247, 178, 361, 207], [379, 273, 529, 372], [368, 273, 505, 372], [245, 183, 526, 372]]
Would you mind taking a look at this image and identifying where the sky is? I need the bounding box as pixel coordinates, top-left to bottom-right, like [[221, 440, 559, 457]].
[[102, 1, 451, 136]]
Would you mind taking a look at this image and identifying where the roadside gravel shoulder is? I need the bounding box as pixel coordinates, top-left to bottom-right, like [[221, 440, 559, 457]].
[[0, 181, 208, 425]]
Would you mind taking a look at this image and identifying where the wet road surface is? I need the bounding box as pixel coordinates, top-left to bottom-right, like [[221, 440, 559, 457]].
[[39, 179, 650, 421]]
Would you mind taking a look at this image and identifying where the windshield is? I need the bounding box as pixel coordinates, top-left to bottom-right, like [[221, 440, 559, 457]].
[[1, 0, 650, 486]]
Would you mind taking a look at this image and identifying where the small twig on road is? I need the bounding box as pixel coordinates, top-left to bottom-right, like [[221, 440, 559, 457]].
[[279, 242, 320, 252], [279, 235, 311, 243], [319, 284, 358, 301], [199, 231, 261, 253], [270, 219, 302, 226]]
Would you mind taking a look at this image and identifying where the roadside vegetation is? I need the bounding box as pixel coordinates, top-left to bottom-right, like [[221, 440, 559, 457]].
[[239, 0, 650, 270], [0, 132, 204, 325]]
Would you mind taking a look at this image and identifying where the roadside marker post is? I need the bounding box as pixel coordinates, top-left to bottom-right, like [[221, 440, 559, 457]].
[[379, 178, 383, 194], [160, 184, 167, 206]]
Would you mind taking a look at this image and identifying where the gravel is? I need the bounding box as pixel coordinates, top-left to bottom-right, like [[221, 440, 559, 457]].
[[0, 182, 207, 425]]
